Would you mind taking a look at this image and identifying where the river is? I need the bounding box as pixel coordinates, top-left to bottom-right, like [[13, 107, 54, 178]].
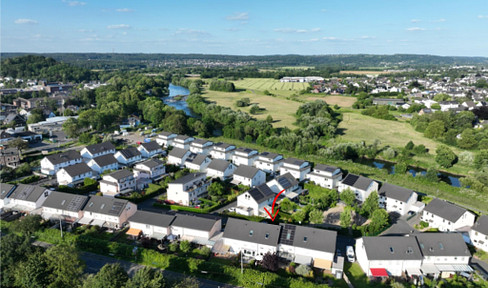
[[163, 83, 195, 117]]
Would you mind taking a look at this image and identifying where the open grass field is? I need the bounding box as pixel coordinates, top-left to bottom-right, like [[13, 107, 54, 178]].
[[233, 78, 309, 93], [201, 88, 300, 129], [339, 70, 390, 75], [306, 95, 356, 108]]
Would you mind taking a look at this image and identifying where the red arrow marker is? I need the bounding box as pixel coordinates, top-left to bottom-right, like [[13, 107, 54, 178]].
[[264, 189, 285, 221]]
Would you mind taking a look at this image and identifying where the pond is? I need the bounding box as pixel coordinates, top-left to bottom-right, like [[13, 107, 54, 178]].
[[357, 158, 464, 187], [162, 83, 195, 117]]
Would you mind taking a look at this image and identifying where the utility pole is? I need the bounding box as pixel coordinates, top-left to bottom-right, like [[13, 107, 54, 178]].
[[59, 218, 63, 238], [241, 251, 243, 274]]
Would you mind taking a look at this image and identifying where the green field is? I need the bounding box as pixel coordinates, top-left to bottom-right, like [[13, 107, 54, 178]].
[[233, 78, 310, 94]]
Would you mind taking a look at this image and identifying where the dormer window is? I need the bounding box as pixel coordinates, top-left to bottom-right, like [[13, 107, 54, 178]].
[[249, 230, 253, 236]]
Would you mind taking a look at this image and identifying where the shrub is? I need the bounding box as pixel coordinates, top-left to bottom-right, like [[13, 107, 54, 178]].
[[169, 242, 179, 253], [295, 264, 312, 277], [419, 221, 429, 229]]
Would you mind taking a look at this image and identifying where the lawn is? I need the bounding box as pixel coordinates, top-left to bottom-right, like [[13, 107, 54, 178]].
[[344, 262, 386, 288], [233, 78, 309, 94]]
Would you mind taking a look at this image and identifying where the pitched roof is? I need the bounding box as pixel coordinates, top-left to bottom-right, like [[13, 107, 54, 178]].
[[274, 173, 298, 190], [61, 163, 92, 178], [424, 198, 468, 222], [0, 148, 19, 157], [175, 135, 192, 141], [0, 183, 16, 199], [84, 142, 115, 155], [212, 142, 235, 151], [279, 224, 337, 253], [42, 191, 88, 212], [139, 141, 161, 152], [117, 147, 141, 159], [207, 159, 232, 172], [235, 147, 257, 155], [416, 233, 471, 257], [234, 165, 261, 179], [283, 157, 307, 166], [105, 169, 133, 180], [185, 153, 209, 166], [472, 215, 488, 235], [247, 184, 275, 203], [91, 154, 118, 167], [128, 210, 175, 227], [45, 150, 81, 165], [224, 218, 281, 246], [171, 212, 220, 231], [171, 173, 205, 184], [9, 184, 48, 202], [158, 131, 176, 137], [168, 147, 189, 159], [83, 196, 130, 216], [314, 164, 339, 173], [191, 138, 213, 146], [341, 173, 374, 191], [259, 152, 282, 160], [137, 158, 165, 169], [379, 183, 415, 202], [362, 236, 423, 260]]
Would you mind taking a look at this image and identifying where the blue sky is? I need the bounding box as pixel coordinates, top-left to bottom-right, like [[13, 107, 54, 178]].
[[2, 0, 488, 56]]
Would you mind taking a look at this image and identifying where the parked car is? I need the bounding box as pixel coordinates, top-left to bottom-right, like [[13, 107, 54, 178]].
[[346, 246, 355, 262]]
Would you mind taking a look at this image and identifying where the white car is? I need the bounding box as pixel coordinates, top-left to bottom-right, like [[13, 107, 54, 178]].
[[346, 246, 355, 262]]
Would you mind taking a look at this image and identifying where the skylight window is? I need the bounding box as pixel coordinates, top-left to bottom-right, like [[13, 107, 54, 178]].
[[286, 232, 291, 240], [249, 230, 254, 236], [439, 243, 444, 250], [61, 200, 66, 206], [389, 247, 394, 254], [265, 233, 269, 239], [303, 236, 308, 242]]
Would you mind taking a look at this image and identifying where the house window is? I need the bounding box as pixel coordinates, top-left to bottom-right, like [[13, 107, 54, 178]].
[[265, 233, 269, 239], [303, 236, 308, 242], [249, 230, 253, 236]]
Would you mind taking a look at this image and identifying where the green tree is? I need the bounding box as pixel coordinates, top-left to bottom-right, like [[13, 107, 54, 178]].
[[395, 162, 408, 174], [250, 104, 260, 114], [280, 198, 297, 213], [62, 117, 81, 138], [425, 167, 439, 182], [14, 250, 50, 288], [266, 114, 273, 124], [179, 240, 191, 254], [424, 120, 445, 139], [340, 207, 352, 228], [340, 188, 356, 206], [292, 209, 307, 223], [11, 214, 43, 236], [207, 182, 225, 197], [83, 263, 128, 288], [174, 277, 199, 288], [126, 267, 165, 288], [7, 138, 28, 151], [404, 140, 415, 150], [367, 209, 390, 235], [435, 145, 457, 168], [0, 234, 34, 287], [309, 209, 324, 224], [457, 129, 478, 150], [361, 192, 379, 218], [27, 111, 45, 124], [45, 244, 84, 288], [474, 150, 488, 169]]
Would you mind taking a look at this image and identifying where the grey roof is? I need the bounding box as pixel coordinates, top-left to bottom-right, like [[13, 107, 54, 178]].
[[283, 157, 307, 166], [207, 159, 231, 172], [9, 184, 48, 202], [379, 183, 415, 202], [416, 233, 471, 257], [171, 173, 205, 184], [224, 218, 281, 246], [42, 191, 88, 212], [84, 142, 115, 155], [247, 184, 275, 203], [258, 152, 282, 162], [381, 219, 417, 236], [362, 236, 423, 260], [171, 212, 220, 231], [185, 153, 209, 166], [128, 210, 175, 227], [191, 138, 213, 146], [235, 147, 257, 155], [117, 147, 141, 159], [140, 141, 161, 152], [341, 173, 374, 191], [472, 215, 488, 235], [314, 164, 339, 173], [159, 131, 176, 137], [105, 169, 133, 180], [45, 150, 81, 165], [234, 165, 261, 179], [212, 142, 235, 151], [0, 183, 16, 200], [0, 148, 19, 157], [279, 224, 337, 253], [275, 173, 299, 189], [83, 196, 131, 216], [168, 147, 189, 159], [175, 135, 192, 141], [91, 154, 118, 167], [424, 198, 468, 222], [138, 158, 164, 169], [61, 163, 92, 178]]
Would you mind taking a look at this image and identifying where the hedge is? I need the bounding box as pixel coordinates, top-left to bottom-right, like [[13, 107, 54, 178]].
[[117, 183, 165, 204], [153, 199, 230, 214]]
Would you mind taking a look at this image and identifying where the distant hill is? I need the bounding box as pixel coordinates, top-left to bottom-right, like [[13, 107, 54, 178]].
[[2, 53, 487, 70]]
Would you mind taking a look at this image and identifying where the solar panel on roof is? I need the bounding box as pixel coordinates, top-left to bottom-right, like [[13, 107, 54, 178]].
[[278, 177, 291, 188], [342, 174, 359, 186], [279, 224, 296, 245]]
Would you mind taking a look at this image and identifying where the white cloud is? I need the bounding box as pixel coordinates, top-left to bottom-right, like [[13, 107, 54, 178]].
[[411, 19, 421, 23], [107, 24, 131, 30], [274, 28, 321, 33], [433, 18, 446, 22], [174, 28, 209, 36], [116, 8, 134, 12], [360, 36, 376, 39], [226, 12, 249, 21], [406, 27, 426, 31], [14, 18, 38, 24], [478, 15, 488, 19], [323, 37, 338, 40], [64, 1, 86, 6]]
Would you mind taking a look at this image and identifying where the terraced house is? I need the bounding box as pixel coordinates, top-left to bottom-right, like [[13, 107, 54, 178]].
[[279, 158, 311, 181], [166, 173, 210, 206], [421, 198, 475, 232], [41, 150, 83, 175], [100, 169, 136, 197], [80, 142, 116, 159]]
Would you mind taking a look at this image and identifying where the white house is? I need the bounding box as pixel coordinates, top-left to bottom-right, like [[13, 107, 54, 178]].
[[184, 153, 211, 172], [378, 183, 419, 216], [306, 164, 342, 189], [439, 101, 460, 111], [0, 183, 16, 210], [189, 139, 214, 155], [80, 142, 116, 159], [232, 165, 266, 187], [5, 184, 51, 212], [127, 210, 175, 240], [167, 148, 191, 166], [279, 158, 311, 181], [41, 150, 82, 175], [232, 147, 259, 166], [99, 169, 136, 197], [133, 159, 166, 180], [236, 184, 275, 216], [41, 191, 89, 222], [114, 147, 142, 166], [356, 236, 424, 277], [87, 154, 119, 174], [173, 135, 194, 150], [206, 159, 236, 180], [156, 131, 177, 147], [137, 141, 164, 158], [223, 218, 281, 260], [166, 173, 210, 206], [421, 198, 476, 232], [170, 213, 222, 245], [80, 196, 137, 228], [266, 173, 302, 199], [278, 224, 337, 270], [210, 142, 236, 160], [56, 163, 93, 186], [470, 215, 488, 252], [338, 174, 379, 203], [254, 152, 284, 173]]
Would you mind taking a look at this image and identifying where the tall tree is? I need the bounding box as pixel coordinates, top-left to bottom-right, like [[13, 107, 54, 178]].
[[340, 207, 352, 228], [83, 263, 128, 288], [435, 145, 457, 168], [361, 192, 379, 218], [340, 189, 356, 206], [260, 252, 279, 272], [14, 250, 50, 288], [309, 209, 324, 224], [126, 267, 165, 288], [45, 244, 84, 288]]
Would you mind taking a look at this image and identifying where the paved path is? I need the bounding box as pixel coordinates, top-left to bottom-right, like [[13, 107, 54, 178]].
[[213, 200, 237, 214]]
